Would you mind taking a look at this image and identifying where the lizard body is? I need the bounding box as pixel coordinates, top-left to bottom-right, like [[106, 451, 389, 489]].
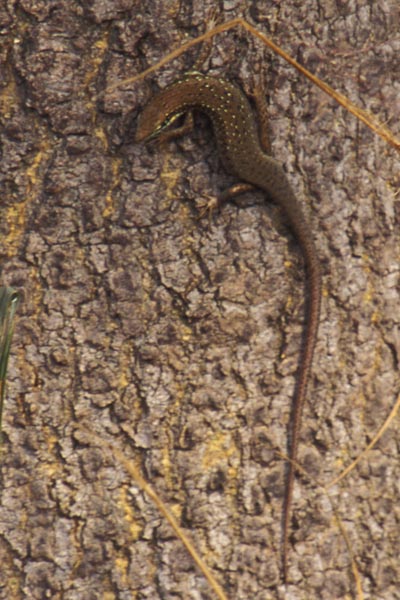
[[136, 71, 322, 580]]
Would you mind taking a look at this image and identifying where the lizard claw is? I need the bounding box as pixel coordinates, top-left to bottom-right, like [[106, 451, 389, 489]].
[[197, 194, 220, 225]]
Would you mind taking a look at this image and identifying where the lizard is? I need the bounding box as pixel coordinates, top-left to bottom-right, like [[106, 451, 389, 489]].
[[135, 68, 322, 581]]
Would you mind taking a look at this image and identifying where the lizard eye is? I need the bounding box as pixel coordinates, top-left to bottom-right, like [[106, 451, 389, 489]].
[[158, 112, 184, 133], [146, 112, 185, 142], [143, 112, 183, 142]]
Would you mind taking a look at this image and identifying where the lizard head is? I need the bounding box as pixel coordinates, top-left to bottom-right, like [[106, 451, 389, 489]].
[[135, 74, 205, 143], [135, 86, 184, 143]]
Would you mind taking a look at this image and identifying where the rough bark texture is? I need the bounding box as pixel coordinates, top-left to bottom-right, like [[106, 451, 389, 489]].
[[1, 1, 399, 599]]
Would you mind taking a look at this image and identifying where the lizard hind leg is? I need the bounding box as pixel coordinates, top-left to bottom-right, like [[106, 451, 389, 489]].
[[197, 182, 257, 223]]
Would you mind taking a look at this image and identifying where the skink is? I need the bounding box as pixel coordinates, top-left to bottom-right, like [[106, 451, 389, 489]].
[[136, 71, 322, 580]]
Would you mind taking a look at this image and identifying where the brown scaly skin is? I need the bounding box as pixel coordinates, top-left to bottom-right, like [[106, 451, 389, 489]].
[[136, 72, 322, 580]]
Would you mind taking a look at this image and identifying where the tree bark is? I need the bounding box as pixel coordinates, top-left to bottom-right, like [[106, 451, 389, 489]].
[[1, 1, 399, 598]]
